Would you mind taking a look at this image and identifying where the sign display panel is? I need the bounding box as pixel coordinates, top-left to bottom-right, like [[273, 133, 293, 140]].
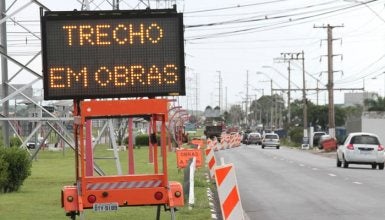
[[41, 9, 185, 100]]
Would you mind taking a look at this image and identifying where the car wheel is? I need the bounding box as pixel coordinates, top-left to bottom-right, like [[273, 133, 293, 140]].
[[379, 163, 384, 170], [276, 146, 280, 149], [262, 145, 265, 149], [372, 164, 377, 169], [342, 155, 349, 168], [336, 155, 342, 167]]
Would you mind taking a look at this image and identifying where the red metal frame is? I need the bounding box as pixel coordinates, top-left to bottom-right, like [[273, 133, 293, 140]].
[[62, 99, 183, 216]]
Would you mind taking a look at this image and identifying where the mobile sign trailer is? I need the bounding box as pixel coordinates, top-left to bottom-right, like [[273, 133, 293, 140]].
[[62, 99, 184, 219], [40, 8, 185, 219]]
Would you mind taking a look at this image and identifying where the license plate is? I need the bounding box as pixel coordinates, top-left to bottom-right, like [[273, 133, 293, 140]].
[[93, 203, 118, 212], [359, 150, 371, 155]]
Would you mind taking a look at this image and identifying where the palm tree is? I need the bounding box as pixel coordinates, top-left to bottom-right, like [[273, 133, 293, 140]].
[[364, 95, 385, 111]]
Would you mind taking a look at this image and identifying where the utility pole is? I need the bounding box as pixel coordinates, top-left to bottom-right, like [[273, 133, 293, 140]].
[[216, 71, 222, 111], [287, 62, 291, 126], [280, 52, 308, 138], [246, 70, 249, 126], [1, 0, 9, 147], [314, 24, 344, 138], [225, 86, 228, 112], [195, 72, 199, 117]]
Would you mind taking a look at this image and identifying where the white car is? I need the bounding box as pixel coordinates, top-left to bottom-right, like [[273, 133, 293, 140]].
[[261, 133, 280, 149], [337, 132, 385, 169]]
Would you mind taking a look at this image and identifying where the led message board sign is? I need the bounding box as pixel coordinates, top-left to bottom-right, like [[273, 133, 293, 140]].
[[41, 9, 185, 100]]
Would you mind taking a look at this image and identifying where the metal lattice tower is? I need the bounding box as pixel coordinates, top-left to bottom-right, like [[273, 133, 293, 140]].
[[0, 0, 183, 173]]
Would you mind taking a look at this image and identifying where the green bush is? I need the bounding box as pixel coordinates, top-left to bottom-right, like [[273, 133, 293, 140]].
[[135, 134, 161, 146], [0, 147, 32, 193], [10, 137, 22, 147], [0, 153, 8, 192], [289, 127, 303, 144]]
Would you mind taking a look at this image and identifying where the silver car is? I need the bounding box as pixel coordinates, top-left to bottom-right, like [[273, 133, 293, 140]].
[[337, 132, 385, 169], [261, 133, 280, 149]]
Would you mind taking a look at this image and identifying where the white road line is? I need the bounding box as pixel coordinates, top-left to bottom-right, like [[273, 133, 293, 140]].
[[353, 182, 363, 185], [328, 173, 337, 177], [299, 164, 305, 167], [312, 168, 318, 171]]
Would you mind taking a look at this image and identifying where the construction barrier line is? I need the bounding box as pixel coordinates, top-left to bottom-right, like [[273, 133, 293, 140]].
[[215, 163, 244, 220], [205, 148, 217, 179]]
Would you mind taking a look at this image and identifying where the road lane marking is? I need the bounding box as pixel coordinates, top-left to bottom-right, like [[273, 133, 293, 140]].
[[353, 182, 363, 185], [312, 168, 318, 171], [299, 164, 305, 167], [328, 173, 336, 177]]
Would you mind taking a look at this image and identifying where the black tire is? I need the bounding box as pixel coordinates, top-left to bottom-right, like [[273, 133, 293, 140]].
[[262, 145, 265, 149], [336, 155, 342, 167], [343, 155, 349, 168], [372, 164, 377, 169], [276, 146, 280, 149], [379, 163, 384, 170]]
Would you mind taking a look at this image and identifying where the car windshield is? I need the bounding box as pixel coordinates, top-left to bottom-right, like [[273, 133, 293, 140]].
[[249, 133, 260, 137], [351, 135, 379, 145], [265, 134, 278, 139]]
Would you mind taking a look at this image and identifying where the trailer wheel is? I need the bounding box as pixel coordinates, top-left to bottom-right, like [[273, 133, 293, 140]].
[[66, 211, 77, 220]]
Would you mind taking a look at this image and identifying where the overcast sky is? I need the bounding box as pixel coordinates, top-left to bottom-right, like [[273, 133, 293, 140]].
[[4, 0, 385, 111]]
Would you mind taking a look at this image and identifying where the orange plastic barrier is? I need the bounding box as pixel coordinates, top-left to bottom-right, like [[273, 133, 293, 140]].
[[205, 148, 217, 179], [215, 163, 244, 220]]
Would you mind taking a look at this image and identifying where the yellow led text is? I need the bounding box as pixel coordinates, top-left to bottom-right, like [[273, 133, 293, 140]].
[[62, 23, 164, 46], [49, 64, 178, 88]]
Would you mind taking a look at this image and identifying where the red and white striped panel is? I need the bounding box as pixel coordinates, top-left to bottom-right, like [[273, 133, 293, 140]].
[[205, 148, 217, 179], [213, 137, 218, 151], [236, 134, 241, 147], [225, 134, 231, 149], [214, 141, 221, 151], [215, 164, 244, 220], [207, 138, 212, 149], [230, 134, 236, 148], [87, 180, 162, 190]]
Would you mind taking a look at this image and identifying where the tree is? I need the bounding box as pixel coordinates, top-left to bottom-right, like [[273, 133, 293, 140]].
[[228, 104, 244, 126], [249, 95, 284, 128], [364, 95, 385, 111]]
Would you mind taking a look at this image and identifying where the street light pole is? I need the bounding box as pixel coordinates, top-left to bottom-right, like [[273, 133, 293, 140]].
[[262, 65, 292, 126]]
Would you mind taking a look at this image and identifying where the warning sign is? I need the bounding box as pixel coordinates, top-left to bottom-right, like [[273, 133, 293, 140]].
[[176, 149, 202, 169]]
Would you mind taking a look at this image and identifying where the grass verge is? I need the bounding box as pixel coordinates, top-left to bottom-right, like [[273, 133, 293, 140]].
[[0, 145, 212, 220]]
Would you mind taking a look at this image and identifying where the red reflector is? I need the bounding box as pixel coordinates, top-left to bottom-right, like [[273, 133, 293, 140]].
[[154, 192, 163, 200], [379, 145, 384, 151], [347, 144, 354, 150], [87, 195, 97, 203]]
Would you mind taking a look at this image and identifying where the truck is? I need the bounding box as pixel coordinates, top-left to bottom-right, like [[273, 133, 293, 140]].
[[203, 106, 224, 140], [204, 124, 224, 139]]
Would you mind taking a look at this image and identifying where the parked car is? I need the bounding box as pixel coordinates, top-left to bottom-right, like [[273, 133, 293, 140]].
[[262, 133, 280, 149], [26, 142, 36, 149], [246, 132, 262, 145], [336, 132, 385, 169], [313, 131, 327, 147]]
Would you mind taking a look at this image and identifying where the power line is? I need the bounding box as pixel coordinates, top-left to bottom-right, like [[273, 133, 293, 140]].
[[184, 0, 289, 14], [186, 0, 379, 41]]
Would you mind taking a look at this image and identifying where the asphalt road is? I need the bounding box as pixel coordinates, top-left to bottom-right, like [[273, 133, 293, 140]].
[[215, 144, 385, 220]]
